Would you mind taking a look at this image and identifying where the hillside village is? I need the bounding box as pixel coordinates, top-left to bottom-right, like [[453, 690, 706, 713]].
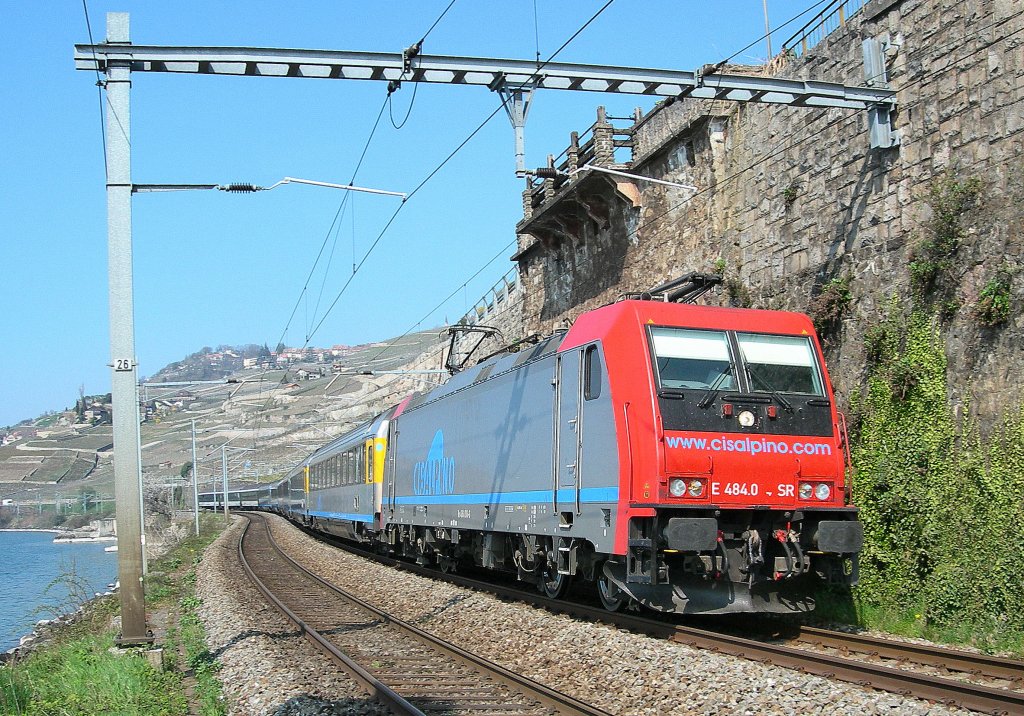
[[0, 330, 444, 534]]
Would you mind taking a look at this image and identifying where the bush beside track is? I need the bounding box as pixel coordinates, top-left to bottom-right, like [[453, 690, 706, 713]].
[[818, 304, 1024, 654]]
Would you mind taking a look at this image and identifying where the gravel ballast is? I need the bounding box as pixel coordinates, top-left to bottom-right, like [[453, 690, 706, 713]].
[[199, 514, 972, 715], [196, 517, 389, 716]]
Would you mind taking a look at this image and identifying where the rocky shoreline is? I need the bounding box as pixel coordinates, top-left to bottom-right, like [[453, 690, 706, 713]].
[[0, 586, 117, 665]]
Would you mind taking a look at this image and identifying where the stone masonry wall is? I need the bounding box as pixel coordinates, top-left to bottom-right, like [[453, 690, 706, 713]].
[[512, 0, 1023, 423]]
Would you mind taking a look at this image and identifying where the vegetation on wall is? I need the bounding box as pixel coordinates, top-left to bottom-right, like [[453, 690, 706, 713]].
[[974, 264, 1013, 327], [908, 174, 982, 299], [724, 278, 753, 308], [807, 276, 851, 339], [782, 182, 800, 210], [846, 304, 1024, 650]]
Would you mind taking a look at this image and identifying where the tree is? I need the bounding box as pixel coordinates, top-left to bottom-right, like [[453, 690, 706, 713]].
[[275, 342, 286, 353], [180, 461, 193, 480]]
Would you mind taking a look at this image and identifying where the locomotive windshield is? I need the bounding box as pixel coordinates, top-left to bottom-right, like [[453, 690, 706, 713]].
[[650, 328, 735, 390], [736, 333, 824, 396], [650, 327, 825, 397]]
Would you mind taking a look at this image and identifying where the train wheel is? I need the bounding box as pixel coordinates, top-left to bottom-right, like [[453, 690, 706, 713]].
[[437, 553, 455, 574], [597, 569, 627, 612], [541, 569, 570, 599]]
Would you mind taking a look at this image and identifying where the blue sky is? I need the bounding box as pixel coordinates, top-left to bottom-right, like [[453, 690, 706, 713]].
[[1, 0, 824, 427]]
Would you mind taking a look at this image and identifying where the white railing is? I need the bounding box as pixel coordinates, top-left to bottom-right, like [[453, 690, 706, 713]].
[[458, 267, 520, 327], [781, 0, 867, 58]]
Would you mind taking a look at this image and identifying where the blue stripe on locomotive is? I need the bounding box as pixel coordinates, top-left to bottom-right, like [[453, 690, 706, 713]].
[[392, 486, 618, 505], [388, 343, 621, 552]]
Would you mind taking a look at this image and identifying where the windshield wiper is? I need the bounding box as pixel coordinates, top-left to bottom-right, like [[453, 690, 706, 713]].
[[745, 367, 793, 412], [697, 368, 732, 409]]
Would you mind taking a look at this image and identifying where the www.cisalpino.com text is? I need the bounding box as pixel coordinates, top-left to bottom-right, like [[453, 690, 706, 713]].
[[665, 435, 832, 456]]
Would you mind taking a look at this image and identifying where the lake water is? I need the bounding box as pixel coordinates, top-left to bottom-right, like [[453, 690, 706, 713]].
[[0, 531, 119, 652]]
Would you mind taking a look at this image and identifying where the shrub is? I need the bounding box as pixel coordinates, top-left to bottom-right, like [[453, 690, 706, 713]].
[[909, 175, 982, 298], [974, 266, 1012, 327], [851, 304, 1024, 646], [807, 276, 851, 337]]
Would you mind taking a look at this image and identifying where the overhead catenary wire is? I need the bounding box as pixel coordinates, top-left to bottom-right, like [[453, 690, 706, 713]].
[[305, 0, 617, 345], [81, 0, 107, 180], [722, 0, 831, 65], [388, 0, 457, 130], [244, 1, 622, 459], [420, 0, 458, 45], [298, 237, 520, 436]]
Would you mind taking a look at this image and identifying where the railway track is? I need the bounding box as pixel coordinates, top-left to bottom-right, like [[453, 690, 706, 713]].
[[297, 519, 1024, 715], [237, 512, 610, 716]]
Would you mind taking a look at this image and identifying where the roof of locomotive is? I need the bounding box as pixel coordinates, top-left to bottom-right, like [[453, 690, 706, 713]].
[[558, 299, 819, 353], [397, 300, 821, 415]]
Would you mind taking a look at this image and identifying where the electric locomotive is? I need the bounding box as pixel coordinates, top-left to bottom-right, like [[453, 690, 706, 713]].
[[267, 292, 861, 615]]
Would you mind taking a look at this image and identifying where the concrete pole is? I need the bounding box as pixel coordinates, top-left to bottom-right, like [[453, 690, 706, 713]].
[[763, 0, 773, 60], [221, 445, 230, 519], [191, 420, 199, 535], [104, 12, 150, 645], [136, 396, 147, 576]]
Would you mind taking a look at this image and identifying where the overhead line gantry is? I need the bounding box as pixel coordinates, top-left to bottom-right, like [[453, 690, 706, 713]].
[[75, 42, 900, 176]]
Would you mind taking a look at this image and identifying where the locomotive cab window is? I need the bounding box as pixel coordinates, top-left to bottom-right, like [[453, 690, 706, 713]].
[[736, 333, 824, 396], [650, 328, 734, 390], [584, 345, 602, 400]]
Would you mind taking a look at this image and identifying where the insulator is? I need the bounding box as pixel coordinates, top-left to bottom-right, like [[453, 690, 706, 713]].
[[535, 167, 561, 180], [222, 183, 259, 193]]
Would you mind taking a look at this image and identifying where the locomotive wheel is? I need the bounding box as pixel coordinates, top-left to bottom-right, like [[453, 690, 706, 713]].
[[541, 569, 570, 599], [597, 569, 627, 612], [437, 553, 455, 574]]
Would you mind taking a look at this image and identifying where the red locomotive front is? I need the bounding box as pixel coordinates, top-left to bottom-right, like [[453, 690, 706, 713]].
[[564, 300, 861, 614]]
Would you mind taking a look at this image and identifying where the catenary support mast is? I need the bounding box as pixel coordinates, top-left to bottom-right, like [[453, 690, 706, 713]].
[[103, 12, 150, 646]]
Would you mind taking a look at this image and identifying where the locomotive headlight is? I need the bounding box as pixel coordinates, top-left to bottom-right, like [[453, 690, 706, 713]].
[[815, 483, 832, 501], [798, 482, 813, 500], [738, 410, 756, 427], [669, 478, 686, 497], [687, 479, 705, 497]]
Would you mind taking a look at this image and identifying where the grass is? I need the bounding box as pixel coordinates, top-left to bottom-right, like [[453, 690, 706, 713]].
[[815, 587, 1024, 656], [177, 585, 224, 715], [0, 513, 228, 715], [0, 630, 186, 715]]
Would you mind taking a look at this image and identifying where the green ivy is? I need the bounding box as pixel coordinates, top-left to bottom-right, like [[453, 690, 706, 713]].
[[851, 303, 1024, 644]]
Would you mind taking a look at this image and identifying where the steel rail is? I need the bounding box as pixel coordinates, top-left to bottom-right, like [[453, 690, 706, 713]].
[[306, 524, 1024, 715], [796, 625, 1024, 684], [237, 515, 425, 715], [242, 513, 610, 716]]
